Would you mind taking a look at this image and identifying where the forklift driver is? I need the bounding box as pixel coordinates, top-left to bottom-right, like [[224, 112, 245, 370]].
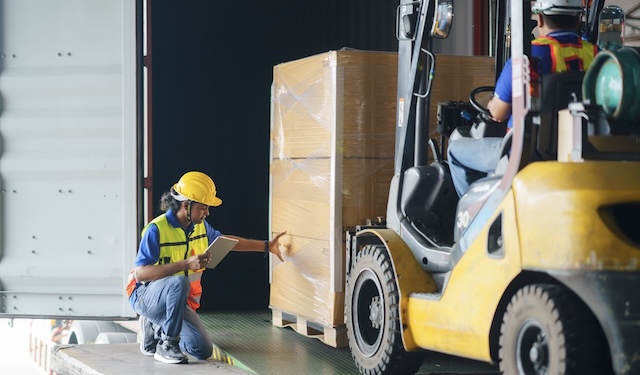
[[447, 0, 598, 196], [126, 171, 285, 364]]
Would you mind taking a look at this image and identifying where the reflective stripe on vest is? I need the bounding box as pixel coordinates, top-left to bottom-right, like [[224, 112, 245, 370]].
[[533, 36, 597, 72], [144, 215, 209, 310]]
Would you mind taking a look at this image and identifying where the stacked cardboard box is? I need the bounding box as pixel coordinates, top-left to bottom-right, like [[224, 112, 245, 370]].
[[269, 50, 397, 328]]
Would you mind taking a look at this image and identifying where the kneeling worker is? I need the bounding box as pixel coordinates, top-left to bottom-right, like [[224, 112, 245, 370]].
[[126, 171, 285, 364]]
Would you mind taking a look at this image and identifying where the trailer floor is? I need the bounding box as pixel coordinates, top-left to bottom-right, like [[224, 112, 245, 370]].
[[51, 310, 500, 375], [201, 310, 499, 375]]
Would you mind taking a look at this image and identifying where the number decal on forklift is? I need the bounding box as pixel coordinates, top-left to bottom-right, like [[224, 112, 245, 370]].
[[456, 210, 470, 229]]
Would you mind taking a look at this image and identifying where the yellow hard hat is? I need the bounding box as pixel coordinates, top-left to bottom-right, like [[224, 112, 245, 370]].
[[172, 171, 222, 207]]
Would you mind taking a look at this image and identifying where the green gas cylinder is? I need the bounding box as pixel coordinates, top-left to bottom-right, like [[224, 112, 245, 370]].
[[583, 47, 640, 133]]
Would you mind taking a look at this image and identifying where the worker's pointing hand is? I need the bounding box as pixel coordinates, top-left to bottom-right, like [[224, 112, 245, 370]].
[[268, 231, 287, 262]]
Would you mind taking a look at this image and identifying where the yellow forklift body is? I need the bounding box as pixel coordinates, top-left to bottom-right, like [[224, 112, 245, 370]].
[[397, 160, 640, 363], [404, 189, 521, 362], [513, 161, 640, 271]]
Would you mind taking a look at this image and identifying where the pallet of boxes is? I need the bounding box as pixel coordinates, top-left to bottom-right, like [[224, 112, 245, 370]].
[[267, 49, 495, 347], [268, 49, 397, 347]]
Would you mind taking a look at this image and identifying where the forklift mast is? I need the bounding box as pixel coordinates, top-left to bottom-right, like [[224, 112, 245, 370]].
[[395, 0, 438, 177]]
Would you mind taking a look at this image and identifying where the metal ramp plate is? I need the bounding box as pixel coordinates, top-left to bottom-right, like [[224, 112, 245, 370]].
[[200, 311, 499, 375]]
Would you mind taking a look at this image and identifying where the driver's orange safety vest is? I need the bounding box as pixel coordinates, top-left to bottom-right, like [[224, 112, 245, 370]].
[[533, 35, 598, 73]]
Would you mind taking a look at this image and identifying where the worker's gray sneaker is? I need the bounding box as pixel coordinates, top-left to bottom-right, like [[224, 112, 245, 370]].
[[154, 338, 188, 364], [139, 316, 158, 356]]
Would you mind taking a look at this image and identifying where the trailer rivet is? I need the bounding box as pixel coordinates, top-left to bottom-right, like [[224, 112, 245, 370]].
[[87, 250, 92, 254], [31, 250, 36, 254]]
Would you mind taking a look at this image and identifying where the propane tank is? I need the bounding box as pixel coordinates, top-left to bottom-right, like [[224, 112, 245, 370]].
[[582, 47, 640, 134]]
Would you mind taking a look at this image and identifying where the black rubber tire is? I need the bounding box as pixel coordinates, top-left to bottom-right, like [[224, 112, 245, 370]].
[[498, 284, 611, 375], [345, 244, 423, 375]]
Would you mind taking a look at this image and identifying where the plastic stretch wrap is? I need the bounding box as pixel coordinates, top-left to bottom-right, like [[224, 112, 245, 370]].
[[269, 50, 397, 326]]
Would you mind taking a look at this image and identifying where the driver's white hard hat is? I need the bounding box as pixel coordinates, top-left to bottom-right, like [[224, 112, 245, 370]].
[[532, 0, 584, 16]]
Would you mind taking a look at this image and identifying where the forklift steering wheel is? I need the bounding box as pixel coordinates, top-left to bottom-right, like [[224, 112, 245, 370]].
[[469, 86, 495, 116]]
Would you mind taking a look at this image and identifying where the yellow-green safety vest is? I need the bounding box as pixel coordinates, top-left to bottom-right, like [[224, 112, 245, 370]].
[[143, 214, 209, 311]]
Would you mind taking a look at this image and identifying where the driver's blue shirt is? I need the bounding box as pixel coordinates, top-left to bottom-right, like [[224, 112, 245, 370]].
[[493, 30, 597, 129]]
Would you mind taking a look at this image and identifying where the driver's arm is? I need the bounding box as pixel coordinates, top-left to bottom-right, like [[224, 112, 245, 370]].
[[488, 58, 513, 123], [488, 96, 511, 122]]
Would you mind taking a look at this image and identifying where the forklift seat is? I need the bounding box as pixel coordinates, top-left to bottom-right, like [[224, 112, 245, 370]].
[[400, 162, 458, 242], [535, 71, 585, 160]]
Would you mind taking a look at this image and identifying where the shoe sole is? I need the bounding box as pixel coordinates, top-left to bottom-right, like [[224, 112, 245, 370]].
[[154, 352, 188, 364], [139, 317, 157, 356], [140, 347, 155, 356]]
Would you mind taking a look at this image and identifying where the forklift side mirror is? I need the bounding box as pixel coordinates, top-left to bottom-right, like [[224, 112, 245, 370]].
[[431, 0, 453, 39], [397, 1, 420, 41], [597, 5, 625, 51]]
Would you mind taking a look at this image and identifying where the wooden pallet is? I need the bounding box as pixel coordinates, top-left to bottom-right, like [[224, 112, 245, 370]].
[[271, 309, 348, 348]]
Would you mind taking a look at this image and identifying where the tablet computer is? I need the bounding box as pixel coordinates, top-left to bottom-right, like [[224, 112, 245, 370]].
[[204, 236, 239, 269]]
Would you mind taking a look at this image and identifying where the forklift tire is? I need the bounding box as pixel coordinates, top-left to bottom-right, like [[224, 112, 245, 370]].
[[498, 284, 611, 375], [345, 244, 423, 375]]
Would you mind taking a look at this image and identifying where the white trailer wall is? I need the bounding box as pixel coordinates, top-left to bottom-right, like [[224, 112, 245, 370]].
[[0, 0, 139, 319]]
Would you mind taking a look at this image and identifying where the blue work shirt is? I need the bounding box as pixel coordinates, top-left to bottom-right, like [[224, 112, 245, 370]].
[[134, 208, 222, 267], [493, 30, 592, 129]]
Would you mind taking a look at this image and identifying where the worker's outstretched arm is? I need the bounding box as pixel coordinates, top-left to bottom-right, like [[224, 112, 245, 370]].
[[226, 231, 286, 262]]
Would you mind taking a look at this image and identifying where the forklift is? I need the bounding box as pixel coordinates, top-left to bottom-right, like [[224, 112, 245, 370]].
[[344, 0, 640, 374]]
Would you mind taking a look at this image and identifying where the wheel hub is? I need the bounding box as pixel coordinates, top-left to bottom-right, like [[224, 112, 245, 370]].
[[517, 319, 549, 375], [369, 296, 382, 329], [529, 339, 547, 366]]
